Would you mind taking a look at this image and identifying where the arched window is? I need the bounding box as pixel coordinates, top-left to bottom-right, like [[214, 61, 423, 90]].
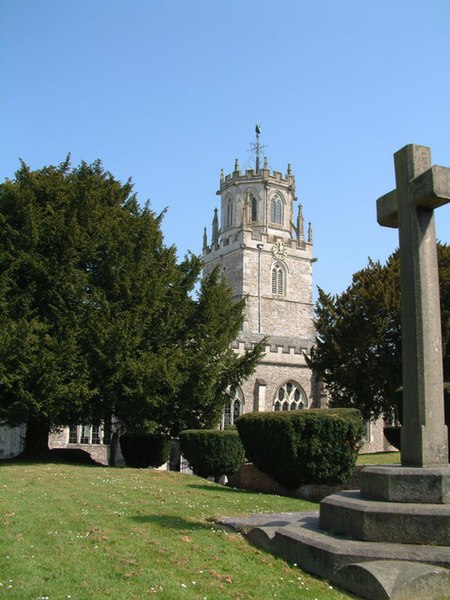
[[271, 263, 285, 295], [226, 199, 233, 228], [273, 382, 307, 411], [222, 386, 244, 428], [251, 195, 258, 222], [270, 194, 283, 225]]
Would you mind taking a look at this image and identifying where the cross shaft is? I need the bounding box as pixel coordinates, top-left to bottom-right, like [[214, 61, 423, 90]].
[[377, 144, 449, 467]]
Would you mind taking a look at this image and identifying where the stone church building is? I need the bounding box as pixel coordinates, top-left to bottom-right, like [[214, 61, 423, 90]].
[[201, 146, 389, 454], [202, 156, 322, 425]]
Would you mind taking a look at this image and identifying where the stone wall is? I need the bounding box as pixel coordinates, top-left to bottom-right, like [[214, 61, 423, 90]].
[[49, 427, 112, 465], [228, 462, 366, 502], [360, 417, 397, 454]]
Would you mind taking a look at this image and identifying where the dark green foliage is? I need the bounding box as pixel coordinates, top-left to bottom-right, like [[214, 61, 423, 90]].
[[236, 409, 364, 490], [384, 383, 450, 457], [383, 426, 400, 450], [151, 270, 265, 436], [0, 158, 263, 454], [119, 432, 171, 468], [180, 429, 245, 478], [307, 245, 449, 421]]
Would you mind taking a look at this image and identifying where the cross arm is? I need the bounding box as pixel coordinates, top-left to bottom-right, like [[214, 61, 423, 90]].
[[377, 164, 450, 229], [377, 190, 398, 228], [411, 165, 450, 210]]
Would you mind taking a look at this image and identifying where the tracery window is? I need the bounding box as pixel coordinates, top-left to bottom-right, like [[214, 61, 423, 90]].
[[270, 194, 283, 225], [222, 386, 244, 428], [271, 263, 285, 295], [273, 382, 307, 411]]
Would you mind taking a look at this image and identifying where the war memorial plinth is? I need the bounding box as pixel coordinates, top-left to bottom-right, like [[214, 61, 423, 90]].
[[219, 145, 450, 600]]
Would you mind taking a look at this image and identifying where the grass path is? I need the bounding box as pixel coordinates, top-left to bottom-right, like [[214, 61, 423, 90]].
[[0, 462, 355, 600]]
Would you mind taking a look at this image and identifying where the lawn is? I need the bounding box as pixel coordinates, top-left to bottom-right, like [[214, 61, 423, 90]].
[[356, 451, 400, 465], [0, 462, 354, 600]]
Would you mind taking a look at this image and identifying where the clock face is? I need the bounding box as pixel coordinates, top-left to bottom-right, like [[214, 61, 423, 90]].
[[272, 240, 287, 259]]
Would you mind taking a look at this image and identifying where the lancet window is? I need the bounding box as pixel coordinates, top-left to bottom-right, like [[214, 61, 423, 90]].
[[251, 195, 258, 222], [226, 198, 233, 228]]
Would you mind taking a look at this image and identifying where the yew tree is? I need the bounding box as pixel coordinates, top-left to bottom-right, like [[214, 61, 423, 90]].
[[0, 158, 262, 454], [307, 244, 449, 421]]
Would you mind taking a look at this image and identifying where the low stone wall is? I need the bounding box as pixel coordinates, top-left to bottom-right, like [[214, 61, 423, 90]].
[[228, 463, 365, 502]]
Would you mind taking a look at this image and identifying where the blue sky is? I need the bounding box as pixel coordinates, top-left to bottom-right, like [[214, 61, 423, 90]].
[[1, 0, 449, 297]]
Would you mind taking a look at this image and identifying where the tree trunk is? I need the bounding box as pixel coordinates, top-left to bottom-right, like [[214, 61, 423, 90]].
[[21, 417, 50, 458]]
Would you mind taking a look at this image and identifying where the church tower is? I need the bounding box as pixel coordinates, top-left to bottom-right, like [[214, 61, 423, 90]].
[[202, 129, 320, 425]]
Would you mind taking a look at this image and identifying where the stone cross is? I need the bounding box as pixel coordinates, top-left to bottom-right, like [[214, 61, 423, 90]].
[[377, 144, 450, 467]]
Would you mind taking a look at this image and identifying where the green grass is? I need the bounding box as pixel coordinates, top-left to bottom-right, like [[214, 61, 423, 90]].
[[0, 462, 354, 600], [356, 451, 400, 465]]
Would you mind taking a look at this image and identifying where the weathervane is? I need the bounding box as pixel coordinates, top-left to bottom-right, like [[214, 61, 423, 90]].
[[249, 122, 268, 171]]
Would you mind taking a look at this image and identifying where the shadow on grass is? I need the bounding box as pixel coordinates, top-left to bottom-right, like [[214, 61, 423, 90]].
[[130, 513, 216, 531], [0, 448, 104, 467]]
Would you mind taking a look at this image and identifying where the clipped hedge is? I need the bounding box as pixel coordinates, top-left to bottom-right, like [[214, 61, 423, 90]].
[[384, 382, 450, 455], [180, 429, 245, 478], [119, 432, 171, 469], [235, 409, 364, 490]]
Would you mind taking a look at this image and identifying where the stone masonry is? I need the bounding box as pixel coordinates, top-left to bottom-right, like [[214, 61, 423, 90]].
[[202, 156, 322, 419]]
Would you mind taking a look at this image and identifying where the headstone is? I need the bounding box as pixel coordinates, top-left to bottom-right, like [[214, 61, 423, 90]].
[[377, 144, 450, 467]]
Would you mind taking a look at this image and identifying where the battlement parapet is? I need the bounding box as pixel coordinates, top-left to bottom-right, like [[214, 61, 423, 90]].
[[203, 229, 311, 256], [219, 168, 295, 193], [231, 333, 314, 356]]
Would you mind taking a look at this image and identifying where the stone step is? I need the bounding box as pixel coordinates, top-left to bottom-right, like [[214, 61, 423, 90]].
[[319, 490, 450, 545], [333, 560, 450, 600], [360, 465, 450, 504], [246, 516, 450, 581]]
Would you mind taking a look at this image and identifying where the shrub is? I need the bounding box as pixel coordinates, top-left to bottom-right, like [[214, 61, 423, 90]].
[[383, 426, 400, 450], [180, 429, 245, 478], [235, 409, 364, 490], [384, 382, 450, 456], [120, 432, 171, 468]]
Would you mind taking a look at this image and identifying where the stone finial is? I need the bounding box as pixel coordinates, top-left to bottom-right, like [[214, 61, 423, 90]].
[[263, 156, 268, 170], [297, 203, 304, 243], [202, 226, 208, 250], [308, 222, 313, 244], [220, 168, 224, 184], [234, 158, 240, 173], [287, 163, 292, 176], [212, 208, 219, 247]]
